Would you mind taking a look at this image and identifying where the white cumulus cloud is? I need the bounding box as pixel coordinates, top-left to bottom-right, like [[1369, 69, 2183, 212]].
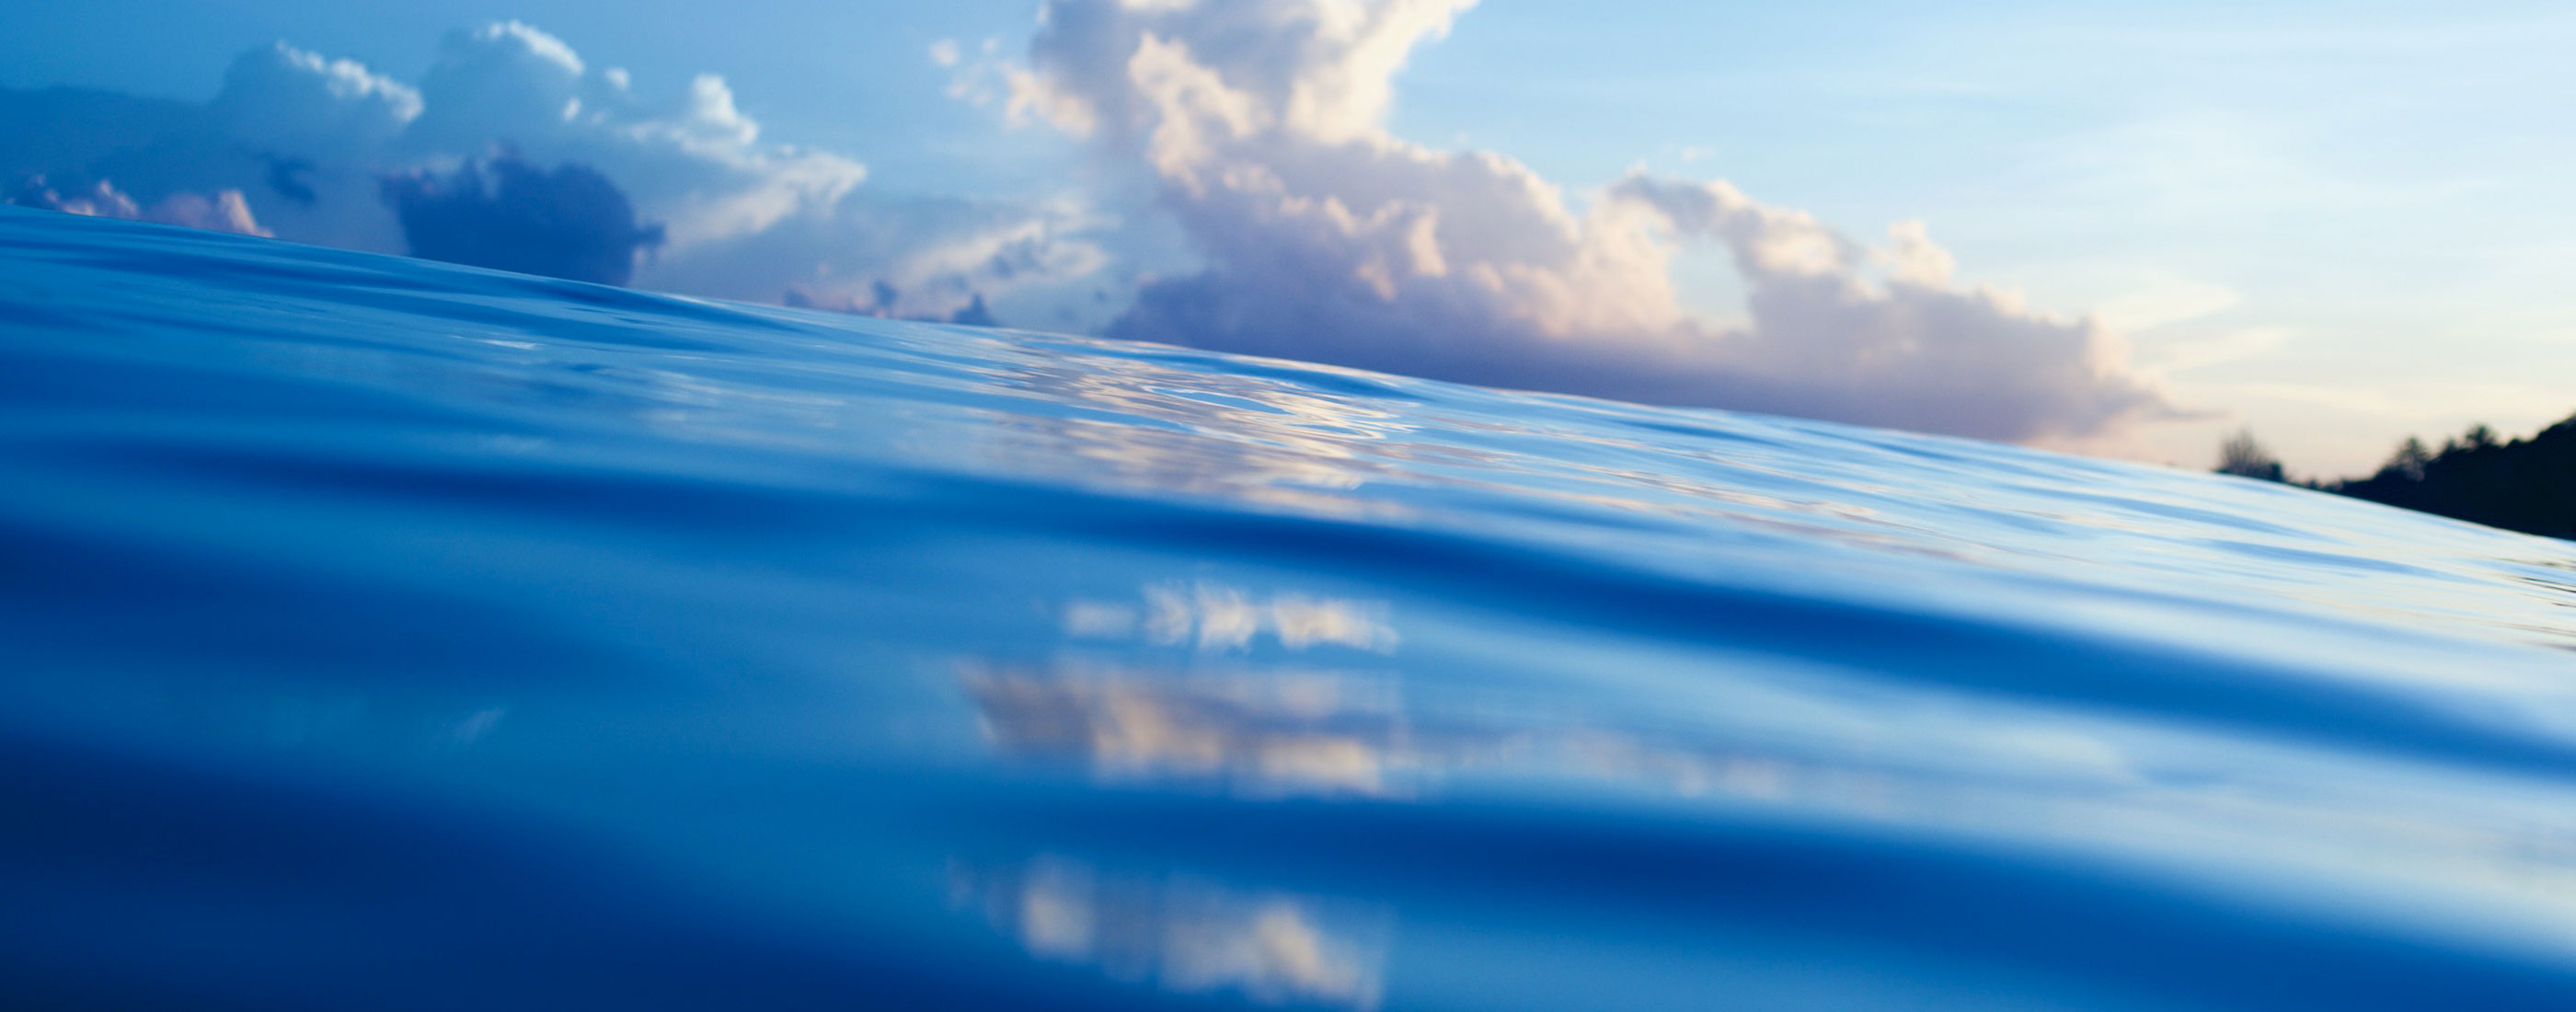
[[7, 6, 2185, 444], [397, 21, 866, 250], [212, 41, 422, 157], [1003, 0, 2179, 444]]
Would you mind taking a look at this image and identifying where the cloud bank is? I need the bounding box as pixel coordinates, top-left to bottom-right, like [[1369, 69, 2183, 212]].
[[1, 6, 2184, 448], [997, 0, 2176, 443], [0, 24, 1100, 320]]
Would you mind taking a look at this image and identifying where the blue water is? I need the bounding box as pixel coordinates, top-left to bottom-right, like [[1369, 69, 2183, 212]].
[[7, 206, 2576, 1009]]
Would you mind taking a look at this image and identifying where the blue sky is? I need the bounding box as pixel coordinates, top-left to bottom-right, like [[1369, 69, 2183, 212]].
[[1396, 1, 2576, 472], [9, 0, 2575, 475]]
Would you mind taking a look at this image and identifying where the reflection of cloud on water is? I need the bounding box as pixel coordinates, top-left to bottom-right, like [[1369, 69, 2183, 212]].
[[960, 612, 2576, 955], [956, 578, 2576, 960], [960, 655, 1890, 809], [949, 339, 2576, 655], [1064, 582, 1397, 654], [969, 579, 1846, 801], [964, 664, 1404, 797], [967, 347, 1426, 520], [970, 580, 1408, 796], [952, 338, 2042, 565], [953, 855, 1391, 1010]]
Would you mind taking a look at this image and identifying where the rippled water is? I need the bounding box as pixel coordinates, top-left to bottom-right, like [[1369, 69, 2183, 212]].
[[8, 207, 2576, 1009]]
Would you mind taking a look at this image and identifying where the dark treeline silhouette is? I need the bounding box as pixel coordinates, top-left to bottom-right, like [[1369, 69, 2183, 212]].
[[2218, 416, 2576, 539]]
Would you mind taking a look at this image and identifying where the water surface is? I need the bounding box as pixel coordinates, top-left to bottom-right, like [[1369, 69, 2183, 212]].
[[6, 208, 2576, 1009]]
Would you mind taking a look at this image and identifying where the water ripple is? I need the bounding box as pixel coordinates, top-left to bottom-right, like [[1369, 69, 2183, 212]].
[[6, 208, 2576, 1008]]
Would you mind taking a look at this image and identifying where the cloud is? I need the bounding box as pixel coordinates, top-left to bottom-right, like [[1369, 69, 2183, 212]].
[[0, 22, 1105, 315], [379, 153, 663, 285], [2, 7, 2179, 447], [370, 24, 1098, 313], [211, 40, 423, 157], [6, 175, 269, 236], [1610, 177, 2171, 441], [396, 22, 866, 251], [1004, 0, 2178, 444]]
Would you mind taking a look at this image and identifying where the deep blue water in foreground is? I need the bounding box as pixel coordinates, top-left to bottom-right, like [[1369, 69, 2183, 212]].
[[9, 207, 2576, 1009]]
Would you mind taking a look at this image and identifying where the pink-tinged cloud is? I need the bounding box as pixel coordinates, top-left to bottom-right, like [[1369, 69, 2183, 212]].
[[6, 177, 269, 237], [1001, 0, 2178, 443]]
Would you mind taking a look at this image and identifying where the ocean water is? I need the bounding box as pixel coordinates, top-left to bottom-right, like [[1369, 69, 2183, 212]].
[[6, 206, 2576, 1010]]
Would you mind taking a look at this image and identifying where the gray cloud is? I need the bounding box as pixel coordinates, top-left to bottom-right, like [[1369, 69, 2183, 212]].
[[379, 154, 663, 285]]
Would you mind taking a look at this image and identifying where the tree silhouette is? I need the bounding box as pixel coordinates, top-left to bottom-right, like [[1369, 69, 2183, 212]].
[[2319, 416, 2576, 539], [2216, 429, 2286, 482], [2212, 417, 2576, 538]]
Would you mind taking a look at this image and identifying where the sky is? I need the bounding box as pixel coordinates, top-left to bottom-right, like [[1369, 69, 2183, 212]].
[[7, 0, 2576, 477]]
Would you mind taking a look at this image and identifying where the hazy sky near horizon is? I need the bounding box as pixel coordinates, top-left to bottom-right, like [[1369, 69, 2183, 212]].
[[10, 0, 2576, 475]]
